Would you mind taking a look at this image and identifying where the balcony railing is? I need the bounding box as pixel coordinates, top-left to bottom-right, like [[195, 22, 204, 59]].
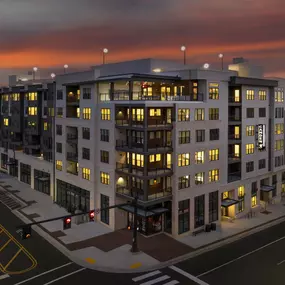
[[115, 139, 172, 150], [67, 169, 78, 176], [116, 186, 144, 200], [228, 134, 242, 140], [115, 119, 172, 128], [228, 171, 241, 183], [67, 133, 78, 140], [100, 92, 204, 102], [229, 116, 241, 122], [66, 152, 78, 161], [229, 97, 241, 103], [67, 95, 80, 103], [228, 154, 241, 161]]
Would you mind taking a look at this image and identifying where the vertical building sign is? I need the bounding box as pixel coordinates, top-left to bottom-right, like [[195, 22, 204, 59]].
[[257, 124, 266, 150]]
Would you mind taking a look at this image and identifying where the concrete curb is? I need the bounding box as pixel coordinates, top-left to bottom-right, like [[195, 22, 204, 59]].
[[12, 206, 285, 273]]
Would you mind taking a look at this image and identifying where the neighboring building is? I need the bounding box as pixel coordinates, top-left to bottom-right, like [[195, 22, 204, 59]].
[[0, 58, 285, 238]]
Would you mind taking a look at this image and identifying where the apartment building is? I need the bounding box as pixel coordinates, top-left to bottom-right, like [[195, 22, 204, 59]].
[[1, 58, 285, 238]]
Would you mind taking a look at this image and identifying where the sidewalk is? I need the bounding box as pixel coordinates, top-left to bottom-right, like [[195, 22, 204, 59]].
[[1, 174, 285, 273]]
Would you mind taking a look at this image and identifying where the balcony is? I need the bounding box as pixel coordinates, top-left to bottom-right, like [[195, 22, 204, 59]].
[[228, 171, 241, 183], [67, 169, 78, 176], [228, 134, 242, 141], [66, 91, 80, 106], [115, 118, 173, 129], [228, 154, 241, 163], [66, 152, 78, 162], [228, 97, 241, 104], [66, 133, 78, 143], [228, 115, 241, 122]]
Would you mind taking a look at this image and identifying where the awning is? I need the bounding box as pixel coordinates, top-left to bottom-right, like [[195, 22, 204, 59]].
[[221, 198, 239, 208], [260, 185, 275, 192], [38, 177, 50, 182], [119, 205, 168, 217]]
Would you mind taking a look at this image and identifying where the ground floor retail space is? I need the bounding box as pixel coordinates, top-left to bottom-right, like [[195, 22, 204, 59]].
[[34, 169, 50, 195]]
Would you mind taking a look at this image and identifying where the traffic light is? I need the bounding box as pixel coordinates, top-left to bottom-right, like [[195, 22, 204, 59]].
[[89, 210, 95, 222], [63, 217, 72, 230], [21, 226, 31, 240]]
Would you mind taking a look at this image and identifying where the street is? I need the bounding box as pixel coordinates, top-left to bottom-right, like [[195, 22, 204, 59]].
[[1, 199, 285, 284]]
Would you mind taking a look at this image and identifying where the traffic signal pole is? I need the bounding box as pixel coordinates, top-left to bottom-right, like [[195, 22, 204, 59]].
[[131, 196, 139, 253]]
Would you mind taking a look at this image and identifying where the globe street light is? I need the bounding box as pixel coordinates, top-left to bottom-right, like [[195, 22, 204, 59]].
[[64, 64, 68, 74], [203, 63, 210, 69], [33, 67, 38, 80], [218, 53, 224, 70], [181, 46, 186, 65], [103, 48, 108, 64], [51, 73, 56, 79]]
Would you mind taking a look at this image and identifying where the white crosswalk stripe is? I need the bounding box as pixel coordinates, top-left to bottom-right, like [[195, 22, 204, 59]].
[[132, 270, 179, 285], [0, 273, 10, 280]]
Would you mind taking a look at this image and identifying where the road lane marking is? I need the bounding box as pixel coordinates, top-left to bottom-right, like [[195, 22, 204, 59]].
[[140, 275, 170, 285], [132, 270, 161, 282], [0, 238, 12, 252], [170, 266, 209, 285], [13, 262, 73, 285], [42, 268, 86, 285], [3, 248, 22, 270], [0, 274, 9, 280], [277, 260, 285, 266], [197, 235, 285, 277], [164, 281, 179, 285]]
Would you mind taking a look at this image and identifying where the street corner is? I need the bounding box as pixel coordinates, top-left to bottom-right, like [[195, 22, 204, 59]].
[[130, 262, 142, 269], [0, 224, 37, 275]]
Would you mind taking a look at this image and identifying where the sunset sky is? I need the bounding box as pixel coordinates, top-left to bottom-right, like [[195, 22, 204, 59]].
[[0, 0, 285, 83]]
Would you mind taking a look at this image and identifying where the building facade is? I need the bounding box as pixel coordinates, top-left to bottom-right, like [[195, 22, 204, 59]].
[[1, 58, 285, 238]]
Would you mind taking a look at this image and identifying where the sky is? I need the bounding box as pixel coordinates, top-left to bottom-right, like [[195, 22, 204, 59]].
[[0, 0, 285, 83]]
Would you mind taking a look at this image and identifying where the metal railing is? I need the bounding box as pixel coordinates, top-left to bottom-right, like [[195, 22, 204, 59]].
[[229, 115, 241, 122], [116, 163, 173, 175], [228, 134, 242, 140], [115, 118, 172, 127], [67, 133, 78, 140], [66, 152, 78, 161], [116, 139, 172, 149], [228, 172, 241, 182], [228, 97, 241, 103], [67, 95, 80, 103]]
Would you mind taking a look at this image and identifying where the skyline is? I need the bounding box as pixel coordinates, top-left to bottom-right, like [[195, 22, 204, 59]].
[[0, 0, 285, 83]]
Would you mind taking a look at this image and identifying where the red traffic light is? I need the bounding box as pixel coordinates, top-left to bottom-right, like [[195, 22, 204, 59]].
[[89, 210, 95, 221], [66, 218, 71, 224], [63, 216, 72, 230]]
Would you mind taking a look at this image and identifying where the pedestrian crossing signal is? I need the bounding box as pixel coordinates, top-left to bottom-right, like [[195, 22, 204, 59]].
[[21, 226, 31, 240], [89, 210, 95, 222], [63, 217, 72, 230]]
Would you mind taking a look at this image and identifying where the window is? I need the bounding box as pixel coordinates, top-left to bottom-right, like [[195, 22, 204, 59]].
[[178, 199, 190, 234], [100, 129, 109, 142], [43, 122, 48, 131], [57, 90, 63, 100], [246, 161, 254, 172], [2, 94, 8, 101], [3, 118, 8, 126], [56, 107, 63, 118], [195, 151, 205, 164], [238, 186, 245, 198], [100, 150, 109, 163], [275, 89, 284, 102], [259, 159, 266, 169], [209, 191, 218, 223], [275, 139, 284, 151], [83, 108, 91, 120], [82, 148, 90, 160], [100, 172, 110, 185], [209, 108, 219, 120], [259, 108, 266, 118], [194, 195, 205, 228], [195, 172, 205, 185], [56, 143, 62, 153], [251, 196, 257, 207], [56, 125, 62, 135], [101, 108, 111, 120], [259, 90, 267, 100], [178, 108, 190, 121], [247, 108, 254, 118], [209, 83, 219, 100], [149, 154, 161, 162], [76, 107, 80, 118], [56, 160, 63, 171], [246, 90, 254, 100], [246, 144, 254, 154], [48, 107, 54, 116], [178, 153, 190, 167], [275, 123, 284, 135], [28, 92, 37, 101], [28, 107, 37, 116], [83, 88, 91, 99], [101, 194, 110, 225], [82, 168, 91, 180], [82, 127, 90, 140], [209, 149, 219, 161], [246, 125, 255, 136], [12, 93, 20, 101], [196, 130, 205, 142], [210, 129, 219, 141], [130, 153, 144, 167], [275, 107, 284, 118], [275, 155, 284, 167], [149, 108, 161, 116], [209, 169, 219, 182], [194, 108, 205, 121], [179, 131, 190, 144], [178, 175, 190, 190]]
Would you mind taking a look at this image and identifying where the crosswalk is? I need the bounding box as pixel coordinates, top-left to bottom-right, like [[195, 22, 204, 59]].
[[0, 273, 10, 281], [0, 189, 22, 210], [132, 270, 179, 285]]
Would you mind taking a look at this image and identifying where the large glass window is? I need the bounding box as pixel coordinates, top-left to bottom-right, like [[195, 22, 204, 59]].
[[101, 194, 110, 225], [34, 170, 50, 195], [178, 199, 190, 234], [209, 191, 218, 223], [178, 109, 190, 121], [194, 195, 205, 228], [20, 163, 31, 185]]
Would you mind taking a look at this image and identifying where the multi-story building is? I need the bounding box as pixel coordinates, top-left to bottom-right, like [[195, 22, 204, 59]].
[[1, 58, 285, 238]]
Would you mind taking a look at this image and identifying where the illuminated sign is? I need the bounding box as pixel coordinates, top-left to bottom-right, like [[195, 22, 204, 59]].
[[257, 124, 266, 150]]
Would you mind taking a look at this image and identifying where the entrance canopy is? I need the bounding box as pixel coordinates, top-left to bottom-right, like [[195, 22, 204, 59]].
[[221, 198, 239, 208], [119, 205, 169, 217], [260, 185, 275, 192]]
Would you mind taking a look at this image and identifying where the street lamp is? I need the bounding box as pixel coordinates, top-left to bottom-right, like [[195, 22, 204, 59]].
[[203, 63, 210, 69], [102, 48, 108, 64], [180, 45, 186, 65], [51, 73, 56, 79], [218, 53, 224, 70], [33, 67, 38, 80], [130, 195, 139, 253], [64, 64, 68, 74]]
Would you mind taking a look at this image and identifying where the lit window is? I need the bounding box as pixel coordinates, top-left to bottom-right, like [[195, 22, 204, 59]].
[[178, 153, 190, 166], [3, 118, 9, 126], [83, 108, 91, 120], [28, 107, 37, 116], [209, 169, 219, 182], [178, 175, 190, 189], [28, 92, 37, 101], [149, 154, 161, 162], [44, 122, 48, 131], [246, 125, 255, 136], [275, 123, 284, 135], [238, 186, 245, 198], [82, 168, 91, 180], [12, 93, 20, 101], [131, 153, 144, 167], [100, 172, 110, 185], [149, 109, 161, 116], [178, 109, 190, 121], [234, 89, 240, 102], [258, 90, 266, 100], [209, 108, 219, 120], [251, 195, 257, 207], [209, 149, 219, 161], [246, 144, 254, 154], [194, 108, 205, 121], [132, 109, 144, 121], [77, 108, 80, 118], [195, 172, 205, 185], [275, 89, 284, 102], [2, 94, 9, 101], [246, 90, 254, 100], [275, 139, 284, 151], [209, 83, 219, 100], [101, 108, 111, 120], [195, 151, 205, 164], [56, 160, 63, 171]]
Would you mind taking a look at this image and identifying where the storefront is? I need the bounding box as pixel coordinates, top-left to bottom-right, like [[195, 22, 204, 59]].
[[8, 159, 18, 177], [20, 163, 31, 185], [1, 153, 8, 170], [56, 179, 90, 214], [34, 169, 50, 195]]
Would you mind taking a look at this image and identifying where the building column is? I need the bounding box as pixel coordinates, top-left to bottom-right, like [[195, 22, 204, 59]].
[[30, 168, 34, 189]]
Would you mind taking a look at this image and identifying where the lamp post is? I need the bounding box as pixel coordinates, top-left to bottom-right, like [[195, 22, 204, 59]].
[[130, 196, 139, 253], [103, 48, 108, 64], [33, 67, 38, 80], [203, 63, 210, 69], [218, 53, 224, 70], [51, 73, 56, 80], [64, 64, 68, 74], [181, 46, 186, 65]]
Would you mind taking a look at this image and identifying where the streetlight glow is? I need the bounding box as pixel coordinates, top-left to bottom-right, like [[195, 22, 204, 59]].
[[33, 67, 38, 72], [203, 63, 210, 69], [51, 73, 56, 79], [180, 45, 186, 52], [218, 53, 224, 58], [103, 48, 108, 54], [64, 64, 68, 69]]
